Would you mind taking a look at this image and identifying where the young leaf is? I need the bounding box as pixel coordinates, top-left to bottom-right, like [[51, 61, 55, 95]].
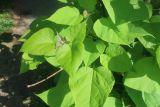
[[20, 53, 44, 74], [45, 56, 60, 67], [48, 6, 83, 25], [20, 27, 56, 56], [69, 66, 115, 107], [102, 0, 149, 24]]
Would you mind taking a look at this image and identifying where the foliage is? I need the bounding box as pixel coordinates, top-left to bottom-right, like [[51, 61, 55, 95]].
[[20, 0, 160, 107], [0, 12, 12, 34]]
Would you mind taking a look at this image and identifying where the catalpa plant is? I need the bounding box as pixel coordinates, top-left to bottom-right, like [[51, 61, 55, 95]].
[[19, 0, 160, 107]]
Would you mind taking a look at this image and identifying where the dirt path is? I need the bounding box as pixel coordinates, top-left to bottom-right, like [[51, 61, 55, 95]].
[[10, 0, 62, 35]]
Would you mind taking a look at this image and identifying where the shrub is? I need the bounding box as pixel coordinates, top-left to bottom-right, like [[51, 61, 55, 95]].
[[20, 0, 160, 107]]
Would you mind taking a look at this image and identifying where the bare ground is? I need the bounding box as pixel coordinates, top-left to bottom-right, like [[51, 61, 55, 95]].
[[0, 0, 62, 107]]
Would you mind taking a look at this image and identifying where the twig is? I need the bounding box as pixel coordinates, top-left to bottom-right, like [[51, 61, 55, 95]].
[[27, 68, 63, 88]]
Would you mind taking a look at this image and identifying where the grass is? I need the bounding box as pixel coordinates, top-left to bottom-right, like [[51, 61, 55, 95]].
[[0, 12, 13, 34], [0, 0, 13, 34]]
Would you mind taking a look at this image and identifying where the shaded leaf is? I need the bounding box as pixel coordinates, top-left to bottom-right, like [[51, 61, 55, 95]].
[[36, 72, 75, 107], [77, 0, 97, 11], [102, 0, 149, 24], [100, 44, 132, 72]]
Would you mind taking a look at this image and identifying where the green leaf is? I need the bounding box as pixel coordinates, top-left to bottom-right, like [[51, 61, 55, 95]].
[[56, 43, 84, 75], [150, 15, 160, 23], [100, 54, 110, 68], [94, 18, 151, 45], [126, 86, 160, 107], [102, 0, 149, 24], [36, 72, 75, 107], [44, 22, 86, 69], [77, 0, 97, 11], [59, 22, 86, 43], [93, 18, 130, 45], [156, 46, 160, 68], [124, 57, 160, 107], [124, 57, 160, 93], [45, 56, 60, 67], [58, 0, 68, 3], [96, 40, 106, 54], [100, 44, 132, 72], [138, 36, 157, 54], [127, 41, 145, 62], [125, 87, 147, 107], [103, 96, 122, 107], [69, 66, 115, 107], [83, 38, 101, 66], [20, 53, 44, 74], [20, 27, 56, 56], [145, 3, 152, 18], [142, 91, 160, 107], [48, 6, 83, 25]]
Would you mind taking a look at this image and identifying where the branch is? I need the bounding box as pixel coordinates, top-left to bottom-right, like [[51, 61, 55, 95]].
[[27, 68, 63, 88]]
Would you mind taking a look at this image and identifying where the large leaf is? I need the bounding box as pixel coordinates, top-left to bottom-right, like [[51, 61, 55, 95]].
[[20, 27, 56, 55], [56, 43, 84, 75], [36, 72, 75, 107], [48, 6, 83, 25], [100, 44, 132, 72], [102, 0, 149, 24], [69, 66, 115, 107], [94, 18, 130, 45], [124, 57, 160, 106], [44, 22, 86, 69], [94, 18, 152, 45], [77, 0, 97, 11]]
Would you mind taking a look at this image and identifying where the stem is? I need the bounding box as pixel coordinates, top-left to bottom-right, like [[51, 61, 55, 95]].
[[27, 68, 63, 88]]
